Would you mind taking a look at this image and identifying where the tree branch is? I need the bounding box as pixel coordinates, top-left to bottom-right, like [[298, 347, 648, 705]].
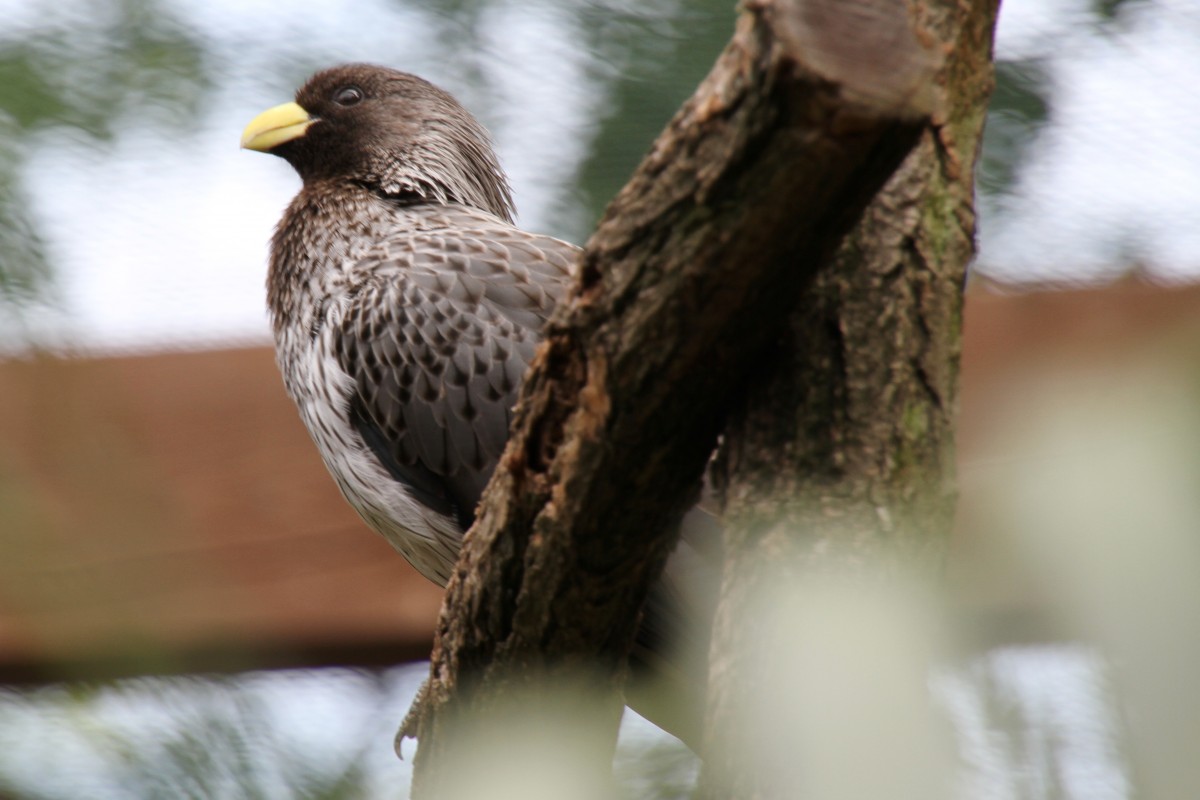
[[698, 1, 1001, 796], [411, 0, 938, 793]]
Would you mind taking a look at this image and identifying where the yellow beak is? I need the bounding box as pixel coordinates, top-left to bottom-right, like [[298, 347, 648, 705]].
[[241, 101, 314, 152]]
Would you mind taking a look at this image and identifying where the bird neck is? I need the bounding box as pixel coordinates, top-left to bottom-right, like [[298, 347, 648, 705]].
[[361, 134, 516, 224], [266, 182, 382, 338]]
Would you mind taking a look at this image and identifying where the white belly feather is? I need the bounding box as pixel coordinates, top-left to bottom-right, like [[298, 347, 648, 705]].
[[276, 324, 463, 587]]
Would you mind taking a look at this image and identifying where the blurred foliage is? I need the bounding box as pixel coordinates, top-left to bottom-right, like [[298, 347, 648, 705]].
[[977, 59, 1050, 200], [0, 0, 1191, 311], [0, 145, 49, 307], [0, 671, 403, 800], [0, 0, 742, 315], [1093, 0, 1145, 22], [0, 0, 211, 310], [0, 667, 700, 799], [573, 0, 732, 230], [0, 0, 1090, 310], [980, 0, 1163, 202], [0, 651, 1131, 798]]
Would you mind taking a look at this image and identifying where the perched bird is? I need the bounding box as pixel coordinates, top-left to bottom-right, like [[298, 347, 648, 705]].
[[242, 64, 710, 747]]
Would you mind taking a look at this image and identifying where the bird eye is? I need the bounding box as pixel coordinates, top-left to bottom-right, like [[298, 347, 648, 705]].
[[333, 86, 364, 107]]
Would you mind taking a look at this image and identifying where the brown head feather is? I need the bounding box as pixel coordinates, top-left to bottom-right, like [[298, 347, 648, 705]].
[[267, 64, 515, 222]]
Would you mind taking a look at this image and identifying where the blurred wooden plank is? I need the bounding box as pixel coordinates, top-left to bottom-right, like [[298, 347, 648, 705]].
[[2, 281, 1200, 679], [959, 279, 1200, 453], [0, 346, 442, 682]]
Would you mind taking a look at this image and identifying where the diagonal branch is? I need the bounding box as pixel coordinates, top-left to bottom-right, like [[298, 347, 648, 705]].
[[411, 0, 938, 791]]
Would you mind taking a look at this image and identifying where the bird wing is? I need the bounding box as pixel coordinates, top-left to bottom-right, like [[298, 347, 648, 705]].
[[334, 215, 578, 530]]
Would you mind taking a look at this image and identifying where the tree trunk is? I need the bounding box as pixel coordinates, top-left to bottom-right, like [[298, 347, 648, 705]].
[[408, 0, 982, 796], [698, 1, 1000, 798]]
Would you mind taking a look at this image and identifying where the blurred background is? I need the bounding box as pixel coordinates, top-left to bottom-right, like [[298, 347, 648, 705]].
[[1, 0, 1198, 796]]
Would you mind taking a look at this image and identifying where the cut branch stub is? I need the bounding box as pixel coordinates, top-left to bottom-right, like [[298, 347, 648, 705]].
[[764, 0, 940, 116]]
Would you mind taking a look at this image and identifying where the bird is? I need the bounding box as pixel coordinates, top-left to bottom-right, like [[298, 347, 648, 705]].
[[241, 64, 712, 748]]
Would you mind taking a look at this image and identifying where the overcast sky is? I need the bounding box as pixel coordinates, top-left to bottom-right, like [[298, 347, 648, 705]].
[[981, 0, 1200, 284]]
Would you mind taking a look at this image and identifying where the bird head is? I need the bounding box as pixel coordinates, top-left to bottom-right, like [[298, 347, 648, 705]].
[[241, 64, 515, 222]]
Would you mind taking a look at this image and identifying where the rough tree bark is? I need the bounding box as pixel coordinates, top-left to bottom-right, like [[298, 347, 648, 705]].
[[409, 0, 990, 796], [699, 1, 1000, 798]]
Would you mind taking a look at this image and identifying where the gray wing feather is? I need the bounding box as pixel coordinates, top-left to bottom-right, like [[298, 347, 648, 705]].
[[336, 217, 577, 529]]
